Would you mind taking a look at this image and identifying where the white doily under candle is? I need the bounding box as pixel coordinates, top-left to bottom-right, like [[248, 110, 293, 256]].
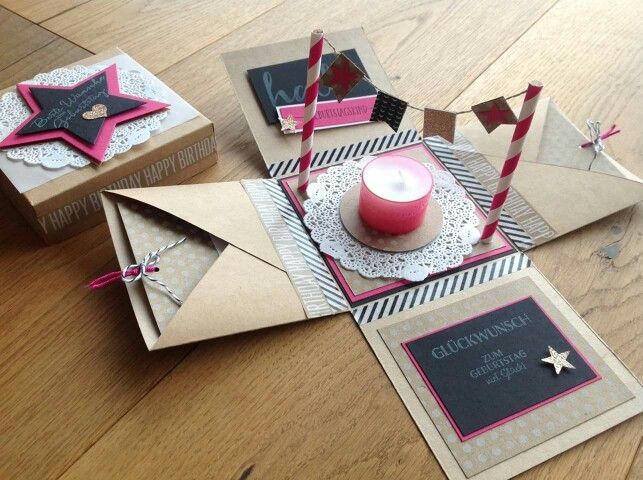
[[0, 64, 168, 169], [303, 159, 480, 282]]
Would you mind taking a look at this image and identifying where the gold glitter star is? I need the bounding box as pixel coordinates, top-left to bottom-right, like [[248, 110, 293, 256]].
[[541, 346, 576, 375], [279, 114, 298, 132]]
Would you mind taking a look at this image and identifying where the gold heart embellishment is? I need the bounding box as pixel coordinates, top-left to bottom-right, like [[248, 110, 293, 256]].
[[82, 104, 108, 120]]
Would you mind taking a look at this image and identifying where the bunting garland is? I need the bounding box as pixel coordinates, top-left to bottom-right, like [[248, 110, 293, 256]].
[[370, 91, 407, 132], [471, 96, 518, 133], [321, 37, 525, 142], [320, 53, 364, 102]]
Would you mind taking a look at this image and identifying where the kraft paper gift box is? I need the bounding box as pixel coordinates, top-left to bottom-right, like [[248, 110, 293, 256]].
[[0, 48, 217, 244], [100, 97, 643, 349]]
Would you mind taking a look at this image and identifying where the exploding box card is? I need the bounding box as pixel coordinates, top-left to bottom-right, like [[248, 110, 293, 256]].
[[363, 268, 642, 479], [0, 48, 217, 243], [99, 79, 641, 475]]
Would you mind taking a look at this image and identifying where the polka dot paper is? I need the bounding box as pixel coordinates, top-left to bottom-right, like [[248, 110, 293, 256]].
[[118, 200, 220, 332]]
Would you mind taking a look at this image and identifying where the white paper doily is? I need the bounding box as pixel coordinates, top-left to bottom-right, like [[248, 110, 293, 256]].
[[303, 158, 480, 281], [0, 64, 168, 169]]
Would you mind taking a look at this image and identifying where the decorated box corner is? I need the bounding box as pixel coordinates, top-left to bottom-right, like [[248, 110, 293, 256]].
[[0, 47, 218, 244]]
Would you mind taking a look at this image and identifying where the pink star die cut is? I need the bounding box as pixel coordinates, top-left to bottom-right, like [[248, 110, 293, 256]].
[[0, 64, 169, 164]]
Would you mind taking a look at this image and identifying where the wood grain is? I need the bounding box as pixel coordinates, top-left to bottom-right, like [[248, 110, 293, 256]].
[[40, 0, 287, 73], [0, 6, 56, 70], [0, 0, 91, 23], [0, 0, 640, 479]]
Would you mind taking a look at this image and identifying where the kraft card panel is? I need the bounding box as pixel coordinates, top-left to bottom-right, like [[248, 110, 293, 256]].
[[362, 268, 642, 479], [280, 140, 518, 308], [222, 28, 413, 170], [118, 200, 220, 332]]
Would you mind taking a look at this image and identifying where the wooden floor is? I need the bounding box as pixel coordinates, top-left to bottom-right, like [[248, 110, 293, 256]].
[[0, 1, 641, 479]]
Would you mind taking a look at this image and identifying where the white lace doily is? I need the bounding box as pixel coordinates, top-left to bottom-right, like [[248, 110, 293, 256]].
[[0, 64, 168, 169], [303, 158, 480, 281]]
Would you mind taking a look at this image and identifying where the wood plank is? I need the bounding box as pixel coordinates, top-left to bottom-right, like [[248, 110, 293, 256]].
[[0, 0, 90, 23], [0, 6, 56, 70], [0, 37, 88, 89], [626, 441, 642, 480], [41, 0, 286, 73]]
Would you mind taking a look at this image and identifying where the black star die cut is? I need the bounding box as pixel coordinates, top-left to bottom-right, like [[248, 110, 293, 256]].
[[17, 71, 144, 144]]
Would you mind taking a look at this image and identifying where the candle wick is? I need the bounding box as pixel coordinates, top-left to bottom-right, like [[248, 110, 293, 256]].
[[397, 169, 405, 185]]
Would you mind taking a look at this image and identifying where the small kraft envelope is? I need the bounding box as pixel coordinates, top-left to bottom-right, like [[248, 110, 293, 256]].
[[102, 180, 349, 350], [454, 98, 643, 247]]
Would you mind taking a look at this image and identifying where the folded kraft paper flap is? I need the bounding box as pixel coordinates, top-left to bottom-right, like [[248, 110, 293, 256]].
[[102, 181, 349, 350], [454, 98, 643, 247]]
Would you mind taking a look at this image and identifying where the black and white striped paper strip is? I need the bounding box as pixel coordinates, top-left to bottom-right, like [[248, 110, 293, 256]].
[[267, 129, 422, 178], [424, 137, 535, 250], [352, 252, 531, 325], [263, 179, 349, 313]]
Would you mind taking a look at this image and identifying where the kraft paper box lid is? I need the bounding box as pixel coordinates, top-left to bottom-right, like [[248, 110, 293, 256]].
[[0, 48, 217, 242], [102, 181, 348, 350], [222, 28, 414, 174], [455, 98, 643, 247]]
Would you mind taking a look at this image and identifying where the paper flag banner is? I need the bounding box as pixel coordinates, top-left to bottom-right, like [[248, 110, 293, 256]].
[[471, 96, 518, 133], [320, 53, 364, 103], [370, 91, 407, 132], [423, 108, 457, 143]]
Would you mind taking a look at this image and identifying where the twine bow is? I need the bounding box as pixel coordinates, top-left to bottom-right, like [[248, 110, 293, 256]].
[[580, 120, 620, 169], [89, 237, 186, 305]]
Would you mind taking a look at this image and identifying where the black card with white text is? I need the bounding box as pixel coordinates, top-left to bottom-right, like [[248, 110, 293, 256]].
[[402, 296, 599, 440], [247, 48, 375, 124]]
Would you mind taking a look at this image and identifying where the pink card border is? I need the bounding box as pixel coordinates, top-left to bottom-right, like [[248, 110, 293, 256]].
[[276, 94, 377, 133], [281, 141, 514, 303], [400, 295, 602, 441]]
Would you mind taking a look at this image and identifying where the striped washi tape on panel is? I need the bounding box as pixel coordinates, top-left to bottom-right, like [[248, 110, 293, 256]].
[[352, 252, 531, 325], [268, 129, 422, 178]]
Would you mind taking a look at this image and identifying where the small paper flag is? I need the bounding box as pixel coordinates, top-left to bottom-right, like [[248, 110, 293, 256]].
[[471, 96, 517, 133], [320, 53, 364, 103], [370, 91, 407, 132], [423, 108, 457, 143]]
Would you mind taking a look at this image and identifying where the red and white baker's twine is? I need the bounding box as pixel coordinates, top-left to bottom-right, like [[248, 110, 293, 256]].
[[89, 237, 186, 305], [480, 81, 543, 243], [297, 29, 324, 192]]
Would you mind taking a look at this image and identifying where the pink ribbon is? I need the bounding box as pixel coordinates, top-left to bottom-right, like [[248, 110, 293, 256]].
[[579, 124, 620, 148], [89, 266, 159, 289]]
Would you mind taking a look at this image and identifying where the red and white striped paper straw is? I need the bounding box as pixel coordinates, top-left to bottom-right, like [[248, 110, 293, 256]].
[[297, 29, 324, 192], [480, 80, 543, 243]]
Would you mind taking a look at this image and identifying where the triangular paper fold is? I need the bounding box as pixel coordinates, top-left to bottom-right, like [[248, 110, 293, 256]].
[[457, 98, 643, 246], [154, 245, 305, 349], [110, 182, 284, 270]]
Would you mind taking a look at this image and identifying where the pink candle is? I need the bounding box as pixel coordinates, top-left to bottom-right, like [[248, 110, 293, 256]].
[[358, 155, 433, 235]]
